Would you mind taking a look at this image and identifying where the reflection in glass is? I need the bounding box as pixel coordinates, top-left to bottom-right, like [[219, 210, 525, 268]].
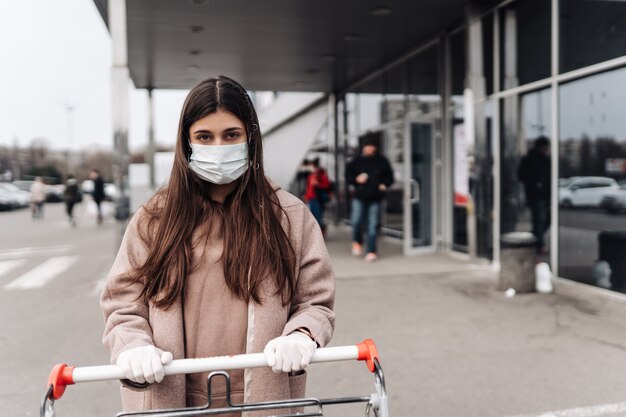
[[499, 0, 550, 87], [474, 100, 494, 260], [501, 88, 551, 258], [560, 0, 626, 73], [451, 106, 468, 252], [559, 67, 626, 291]]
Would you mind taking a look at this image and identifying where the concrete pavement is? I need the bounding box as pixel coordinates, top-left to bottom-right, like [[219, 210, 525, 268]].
[[2, 203, 626, 416]]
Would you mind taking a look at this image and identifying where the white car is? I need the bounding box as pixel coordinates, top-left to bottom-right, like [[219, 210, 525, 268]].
[[0, 183, 31, 207], [600, 182, 626, 213], [559, 176, 620, 208]]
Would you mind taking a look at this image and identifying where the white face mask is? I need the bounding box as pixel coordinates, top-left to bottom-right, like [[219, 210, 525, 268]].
[[188, 142, 249, 185]]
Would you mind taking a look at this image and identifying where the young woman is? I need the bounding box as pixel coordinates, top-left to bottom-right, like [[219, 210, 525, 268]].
[[100, 76, 336, 414]]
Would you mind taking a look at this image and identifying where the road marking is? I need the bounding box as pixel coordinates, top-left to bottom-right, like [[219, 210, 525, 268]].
[[505, 402, 626, 417], [4, 256, 79, 290], [0, 245, 72, 260], [0, 259, 26, 279]]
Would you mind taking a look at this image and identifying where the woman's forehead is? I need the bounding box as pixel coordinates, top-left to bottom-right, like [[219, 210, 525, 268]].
[[190, 109, 245, 131]]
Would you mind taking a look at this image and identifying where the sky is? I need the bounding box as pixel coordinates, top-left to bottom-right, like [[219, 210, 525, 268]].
[[0, 0, 188, 152]]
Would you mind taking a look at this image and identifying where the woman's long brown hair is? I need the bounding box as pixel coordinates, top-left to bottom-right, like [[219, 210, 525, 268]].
[[130, 76, 297, 309]]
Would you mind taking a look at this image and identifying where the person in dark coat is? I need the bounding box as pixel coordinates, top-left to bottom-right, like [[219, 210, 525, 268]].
[[345, 141, 394, 262], [63, 174, 80, 227], [518, 136, 551, 253], [90, 169, 105, 225]]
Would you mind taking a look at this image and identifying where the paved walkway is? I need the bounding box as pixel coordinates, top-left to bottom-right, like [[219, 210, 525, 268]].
[[4, 205, 626, 417], [308, 225, 626, 417]]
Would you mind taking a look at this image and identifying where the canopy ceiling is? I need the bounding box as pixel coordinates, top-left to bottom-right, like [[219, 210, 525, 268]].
[[95, 0, 498, 92]]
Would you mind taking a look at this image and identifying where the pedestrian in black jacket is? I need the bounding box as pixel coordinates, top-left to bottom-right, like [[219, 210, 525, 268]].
[[63, 174, 80, 227], [345, 141, 394, 261], [518, 136, 551, 253], [90, 169, 105, 225]]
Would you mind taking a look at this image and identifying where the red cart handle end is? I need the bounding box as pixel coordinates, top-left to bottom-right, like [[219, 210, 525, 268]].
[[47, 363, 75, 400], [356, 339, 380, 372]]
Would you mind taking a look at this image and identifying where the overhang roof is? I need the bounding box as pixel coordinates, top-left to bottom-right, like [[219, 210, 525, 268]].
[[95, 0, 497, 92]]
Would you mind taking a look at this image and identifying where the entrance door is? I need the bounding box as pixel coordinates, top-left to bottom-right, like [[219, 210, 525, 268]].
[[404, 119, 435, 254]]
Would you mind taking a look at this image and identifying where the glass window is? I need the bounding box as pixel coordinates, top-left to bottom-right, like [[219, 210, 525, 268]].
[[560, 0, 626, 73], [483, 12, 494, 95], [474, 99, 495, 259], [408, 45, 440, 116], [499, 0, 551, 88], [501, 88, 552, 260], [408, 46, 438, 96], [450, 29, 466, 101], [559, 67, 626, 291], [449, 29, 468, 252], [451, 105, 468, 252]]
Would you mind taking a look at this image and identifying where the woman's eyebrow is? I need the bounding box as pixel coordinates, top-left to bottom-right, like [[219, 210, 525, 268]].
[[223, 127, 244, 132], [192, 129, 212, 134]]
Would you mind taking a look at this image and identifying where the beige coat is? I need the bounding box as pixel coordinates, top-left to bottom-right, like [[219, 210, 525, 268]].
[[100, 187, 336, 415]]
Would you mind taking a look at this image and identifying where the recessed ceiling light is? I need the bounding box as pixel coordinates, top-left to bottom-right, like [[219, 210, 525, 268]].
[[371, 7, 392, 16], [305, 68, 319, 74], [189, 0, 209, 4], [322, 54, 336, 62], [190, 25, 204, 34], [343, 34, 365, 42], [189, 49, 201, 56]]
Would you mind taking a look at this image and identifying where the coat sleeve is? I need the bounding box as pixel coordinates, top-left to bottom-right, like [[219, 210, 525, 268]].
[[100, 208, 155, 364], [281, 204, 336, 347], [382, 157, 394, 187]]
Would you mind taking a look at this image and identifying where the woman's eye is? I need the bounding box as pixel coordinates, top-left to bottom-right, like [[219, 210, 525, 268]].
[[198, 135, 210, 141], [225, 132, 241, 140]]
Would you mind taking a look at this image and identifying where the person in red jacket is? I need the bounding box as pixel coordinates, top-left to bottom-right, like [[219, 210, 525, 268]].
[[303, 158, 331, 235]]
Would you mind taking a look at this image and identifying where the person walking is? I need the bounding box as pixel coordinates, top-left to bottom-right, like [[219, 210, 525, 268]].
[[345, 140, 394, 262], [518, 136, 551, 253], [90, 169, 105, 224], [63, 174, 80, 227], [100, 76, 336, 415], [30, 177, 46, 219], [303, 158, 331, 236]]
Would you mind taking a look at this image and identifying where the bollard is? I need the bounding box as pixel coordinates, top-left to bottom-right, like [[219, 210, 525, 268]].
[[598, 230, 626, 291], [499, 232, 537, 293]]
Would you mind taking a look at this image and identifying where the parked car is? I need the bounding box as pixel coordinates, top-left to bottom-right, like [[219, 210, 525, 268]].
[[0, 188, 17, 211], [0, 183, 31, 208], [600, 182, 626, 214], [559, 176, 620, 208], [12, 180, 64, 203], [12, 180, 34, 192]]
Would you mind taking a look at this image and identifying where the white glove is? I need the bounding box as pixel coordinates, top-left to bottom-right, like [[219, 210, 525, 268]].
[[116, 345, 173, 384], [263, 332, 317, 373]]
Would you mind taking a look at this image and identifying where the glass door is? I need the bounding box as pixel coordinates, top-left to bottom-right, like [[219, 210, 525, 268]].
[[404, 118, 435, 254], [379, 120, 406, 239]]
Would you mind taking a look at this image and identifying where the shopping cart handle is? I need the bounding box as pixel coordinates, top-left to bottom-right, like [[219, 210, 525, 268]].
[[46, 339, 380, 400]]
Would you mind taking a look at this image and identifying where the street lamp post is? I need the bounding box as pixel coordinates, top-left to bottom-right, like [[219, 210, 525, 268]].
[[64, 102, 75, 173]]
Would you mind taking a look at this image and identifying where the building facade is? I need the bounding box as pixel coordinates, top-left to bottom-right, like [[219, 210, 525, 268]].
[[304, 0, 626, 292], [99, 0, 626, 292]]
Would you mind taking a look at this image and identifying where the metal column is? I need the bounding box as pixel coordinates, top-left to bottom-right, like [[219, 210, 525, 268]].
[[465, 3, 489, 260], [550, 0, 560, 277], [109, 0, 130, 229], [147, 88, 156, 190]]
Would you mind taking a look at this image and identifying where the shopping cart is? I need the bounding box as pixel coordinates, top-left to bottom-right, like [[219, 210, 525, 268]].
[[41, 339, 389, 417]]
